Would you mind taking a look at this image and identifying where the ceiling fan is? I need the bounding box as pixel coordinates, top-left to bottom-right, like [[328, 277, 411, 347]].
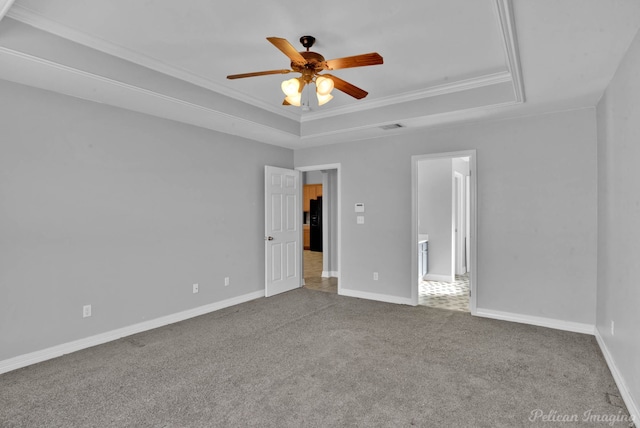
[[226, 36, 383, 107]]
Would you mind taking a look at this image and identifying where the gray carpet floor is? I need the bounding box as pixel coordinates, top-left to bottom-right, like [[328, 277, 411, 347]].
[[0, 288, 632, 427]]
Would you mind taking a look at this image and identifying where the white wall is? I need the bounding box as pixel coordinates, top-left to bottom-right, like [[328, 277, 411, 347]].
[[0, 80, 293, 361], [418, 158, 453, 280], [295, 108, 598, 327], [596, 26, 640, 419]]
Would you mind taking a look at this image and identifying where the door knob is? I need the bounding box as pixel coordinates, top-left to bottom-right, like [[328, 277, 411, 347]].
[[265, 236, 274, 241]]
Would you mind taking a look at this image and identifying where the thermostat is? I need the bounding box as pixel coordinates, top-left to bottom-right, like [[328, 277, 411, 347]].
[[355, 203, 365, 213]]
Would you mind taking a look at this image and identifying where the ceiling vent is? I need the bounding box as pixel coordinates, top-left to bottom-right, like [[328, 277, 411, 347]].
[[380, 123, 404, 130]]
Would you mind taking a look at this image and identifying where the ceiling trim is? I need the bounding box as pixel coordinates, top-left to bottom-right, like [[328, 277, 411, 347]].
[[6, 2, 524, 123], [302, 0, 524, 122], [300, 99, 520, 142], [494, 0, 525, 102], [297, 99, 521, 147], [5, 4, 301, 121], [300, 71, 512, 122], [2, 0, 526, 147], [0, 0, 15, 21], [0, 46, 301, 144]]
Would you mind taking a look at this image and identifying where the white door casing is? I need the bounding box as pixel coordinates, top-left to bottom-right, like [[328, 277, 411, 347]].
[[454, 172, 466, 275], [265, 166, 301, 297]]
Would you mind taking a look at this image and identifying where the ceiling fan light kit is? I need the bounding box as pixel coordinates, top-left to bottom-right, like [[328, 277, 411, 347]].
[[227, 35, 383, 108]]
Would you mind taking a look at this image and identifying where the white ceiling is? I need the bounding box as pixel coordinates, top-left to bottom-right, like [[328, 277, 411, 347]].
[[1, 0, 639, 149]]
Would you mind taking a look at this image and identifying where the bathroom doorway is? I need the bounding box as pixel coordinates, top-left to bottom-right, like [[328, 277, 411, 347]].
[[411, 151, 476, 313]]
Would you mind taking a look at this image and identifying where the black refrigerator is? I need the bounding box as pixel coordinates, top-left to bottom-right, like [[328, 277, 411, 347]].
[[309, 197, 322, 252]]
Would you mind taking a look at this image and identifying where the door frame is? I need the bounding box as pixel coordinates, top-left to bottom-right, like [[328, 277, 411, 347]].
[[454, 171, 466, 275], [296, 163, 341, 294], [411, 151, 477, 314]]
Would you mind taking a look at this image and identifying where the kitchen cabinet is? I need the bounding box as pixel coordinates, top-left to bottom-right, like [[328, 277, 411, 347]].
[[418, 241, 429, 279], [303, 226, 310, 250], [303, 184, 322, 212]]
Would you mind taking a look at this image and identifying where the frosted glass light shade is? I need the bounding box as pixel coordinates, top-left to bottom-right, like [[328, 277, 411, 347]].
[[281, 78, 301, 97], [285, 94, 302, 106], [316, 93, 333, 106], [315, 76, 334, 96]]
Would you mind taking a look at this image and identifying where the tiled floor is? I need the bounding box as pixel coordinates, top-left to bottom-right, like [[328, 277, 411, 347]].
[[303, 251, 468, 309], [303, 250, 337, 293], [419, 273, 470, 312]]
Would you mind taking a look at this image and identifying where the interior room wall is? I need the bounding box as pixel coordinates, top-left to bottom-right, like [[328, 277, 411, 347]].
[[417, 158, 453, 280], [294, 108, 598, 327], [596, 26, 640, 419], [0, 80, 293, 362], [304, 170, 323, 185]]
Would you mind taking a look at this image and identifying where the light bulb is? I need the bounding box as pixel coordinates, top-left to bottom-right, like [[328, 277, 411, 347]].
[[315, 76, 334, 96]]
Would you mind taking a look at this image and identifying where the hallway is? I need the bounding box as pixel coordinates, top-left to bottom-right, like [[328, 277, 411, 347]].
[[303, 250, 337, 293]]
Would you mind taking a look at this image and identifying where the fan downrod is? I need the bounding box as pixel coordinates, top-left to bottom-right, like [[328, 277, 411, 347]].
[[299, 35, 316, 51]]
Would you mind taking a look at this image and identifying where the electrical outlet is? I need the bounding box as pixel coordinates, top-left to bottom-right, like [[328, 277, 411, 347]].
[[611, 320, 615, 336], [373, 272, 379, 280], [83, 304, 92, 318], [224, 277, 230, 286], [193, 283, 199, 294]]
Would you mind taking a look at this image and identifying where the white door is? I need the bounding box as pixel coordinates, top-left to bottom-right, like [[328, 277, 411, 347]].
[[265, 166, 301, 297]]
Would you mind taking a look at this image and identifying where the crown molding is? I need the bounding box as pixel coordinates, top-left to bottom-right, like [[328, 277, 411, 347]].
[[299, 99, 520, 145], [7, 2, 524, 125], [3, 1, 526, 144], [494, 0, 525, 102], [0, 0, 15, 21], [302, 0, 524, 122], [300, 71, 512, 122], [0, 46, 300, 145], [6, 4, 301, 122]]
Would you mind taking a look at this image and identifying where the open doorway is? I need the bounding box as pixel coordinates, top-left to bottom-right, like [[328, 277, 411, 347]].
[[411, 151, 476, 313], [297, 165, 340, 294]]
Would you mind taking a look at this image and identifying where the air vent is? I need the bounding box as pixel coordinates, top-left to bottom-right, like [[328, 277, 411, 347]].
[[380, 123, 404, 130]]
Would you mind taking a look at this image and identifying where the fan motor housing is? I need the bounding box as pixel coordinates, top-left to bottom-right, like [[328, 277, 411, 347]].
[[292, 51, 326, 74]]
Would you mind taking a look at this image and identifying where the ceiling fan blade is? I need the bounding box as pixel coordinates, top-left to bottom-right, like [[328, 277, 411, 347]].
[[267, 37, 307, 66], [323, 74, 368, 99], [324, 53, 383, 70], [227, 69, 292, 79], [282, 98, 291, 105]]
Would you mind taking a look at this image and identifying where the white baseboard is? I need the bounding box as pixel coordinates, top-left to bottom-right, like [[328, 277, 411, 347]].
[[474, 308, 595, 335], [0, 290, 264, 375], [339, 288, 413, 305], [321, 271, 339, 278], [595, 329, 639, 424], [423, 273, 454, 282]]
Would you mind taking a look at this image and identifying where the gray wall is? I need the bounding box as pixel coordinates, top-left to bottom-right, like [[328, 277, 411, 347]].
[[304, 170, 323, 185], [295, 108, 598, 325], [418, 158, 453, 279], [0, 80, 293, 361], [596, 26, 640, 415]]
